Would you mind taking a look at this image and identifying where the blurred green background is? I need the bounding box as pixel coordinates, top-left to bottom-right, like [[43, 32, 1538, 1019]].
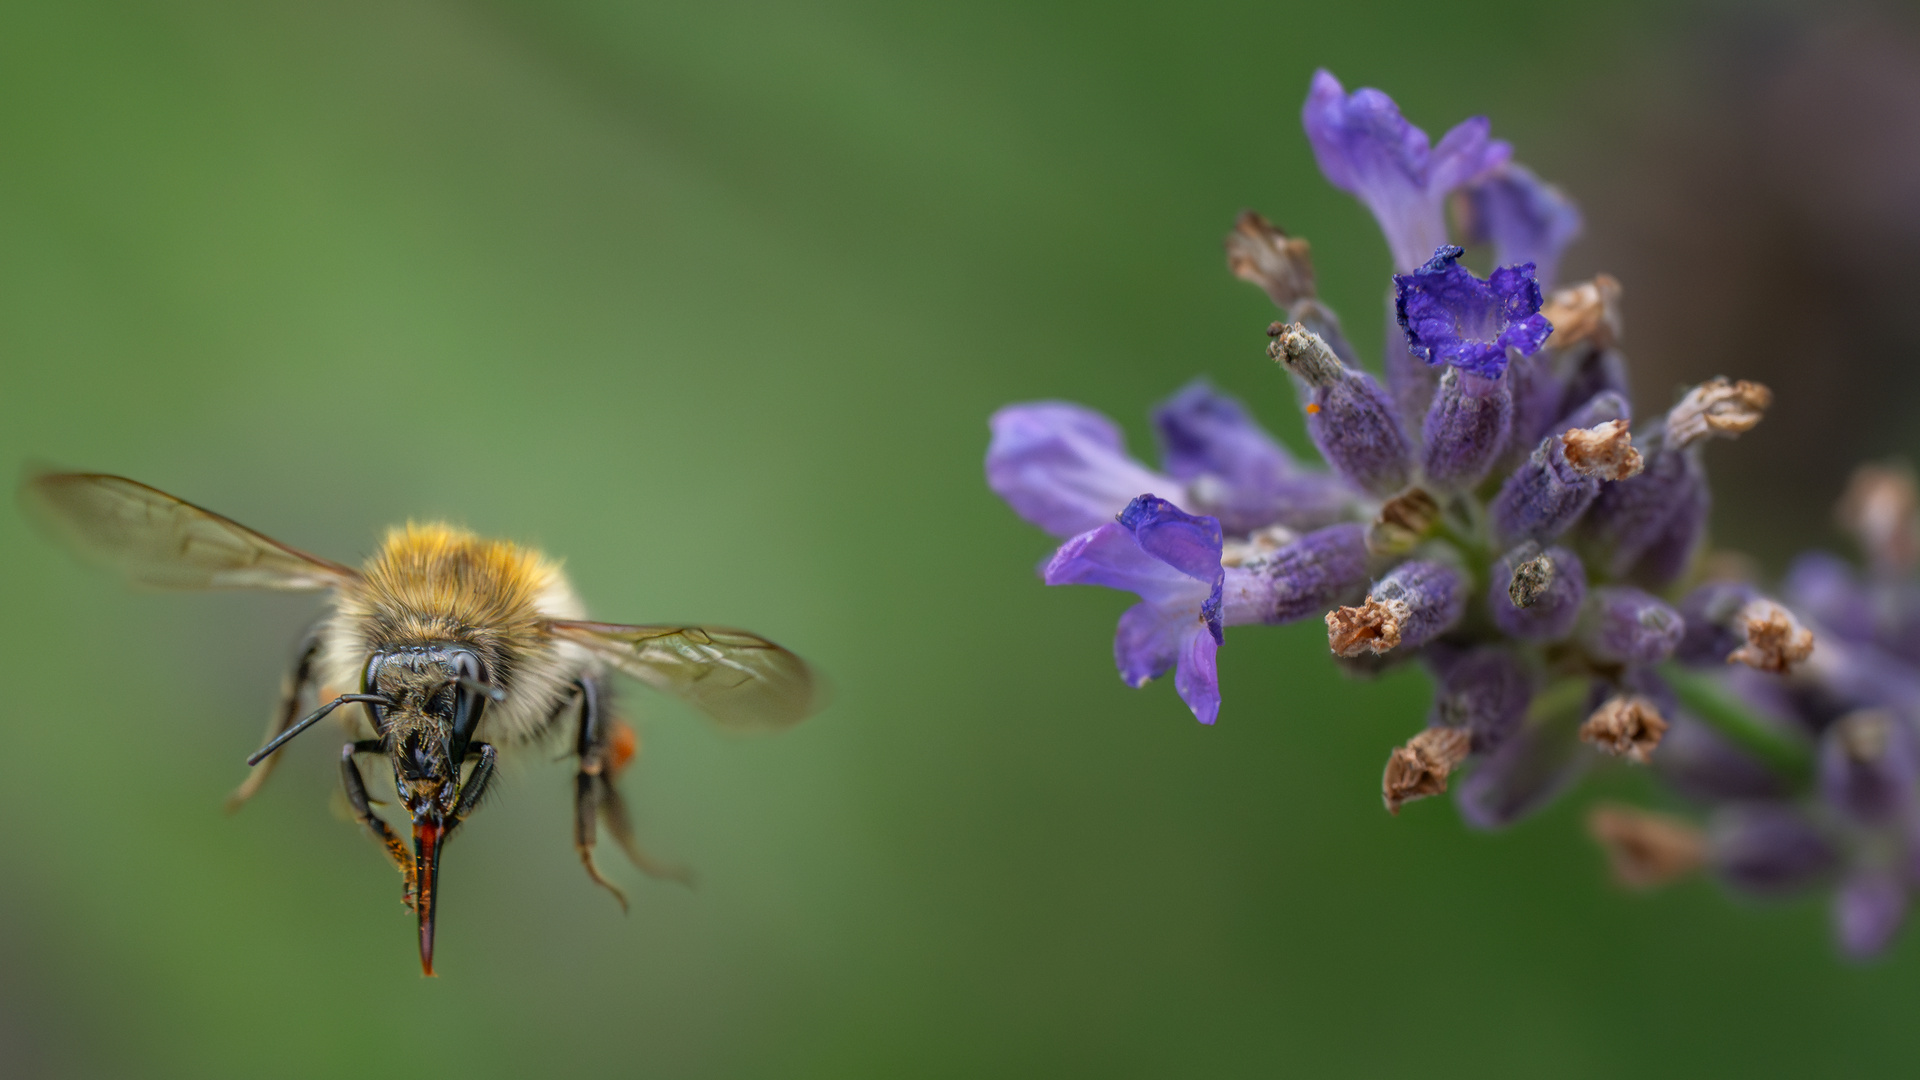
[[3, 0, 1917, 1076]]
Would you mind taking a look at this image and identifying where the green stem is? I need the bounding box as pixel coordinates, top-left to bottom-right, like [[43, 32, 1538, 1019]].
[[1658, 663, 1812, 782]]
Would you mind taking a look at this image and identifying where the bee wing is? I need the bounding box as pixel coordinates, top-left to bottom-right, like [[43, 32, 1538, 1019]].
[[20, 472, 358, 590], [546, 620, 821, 731]]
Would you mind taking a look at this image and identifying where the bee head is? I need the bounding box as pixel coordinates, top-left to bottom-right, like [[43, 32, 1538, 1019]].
[[362, 644, 503, 977]]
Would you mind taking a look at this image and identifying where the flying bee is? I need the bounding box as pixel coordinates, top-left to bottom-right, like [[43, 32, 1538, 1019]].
[[21, 472, 821, 975]]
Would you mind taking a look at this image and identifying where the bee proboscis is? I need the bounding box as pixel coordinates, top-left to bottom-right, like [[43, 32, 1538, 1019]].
[[22, 472, 823, 975]]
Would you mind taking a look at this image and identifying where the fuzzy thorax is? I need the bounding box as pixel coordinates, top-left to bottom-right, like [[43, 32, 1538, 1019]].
[[323, 523, 588, 745]]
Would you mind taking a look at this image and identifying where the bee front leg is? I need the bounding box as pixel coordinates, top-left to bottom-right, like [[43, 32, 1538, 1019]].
[[572, 677, 629, 913], [441, 743, 497, 845], [225, 626, 324, 813], [341, 740, 416, 911]]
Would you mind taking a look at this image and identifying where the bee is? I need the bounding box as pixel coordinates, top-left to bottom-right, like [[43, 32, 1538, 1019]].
[[21, 472, 821, 975]]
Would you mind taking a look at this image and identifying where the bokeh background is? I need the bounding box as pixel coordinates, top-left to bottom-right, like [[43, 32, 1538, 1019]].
[[3, 1, 1919, 1076]]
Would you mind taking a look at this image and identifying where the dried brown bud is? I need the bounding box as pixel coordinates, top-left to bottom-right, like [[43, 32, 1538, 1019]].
[[1837, 462, 1920, 574], [1326, 596, 1409, 657], [1559, 420, 1644, 481], [1728, 599, 1815, 673], [1366, 487, 1440, 556], [1227, 211, 1317, 307], [1580, 695, 1668, 763], [1382, 727, 1474, 814], [1507, 548, 1555, 608], [1541, 274, 1623, 350], [1586, 803, 1705, 889], [1663, 378, 1772, 449], [1266, 322, 1345, 387]]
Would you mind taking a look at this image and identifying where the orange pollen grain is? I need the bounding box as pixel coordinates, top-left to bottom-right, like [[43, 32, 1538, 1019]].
[[1306, 403, 1321, 415], [608, 719, 638, 776]]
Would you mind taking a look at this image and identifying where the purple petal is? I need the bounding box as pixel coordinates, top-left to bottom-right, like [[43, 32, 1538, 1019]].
[[1428, 116, 1509, 194], [1114, 601, 1190, 688], [1302, 71, 1502, 271], [1394, 248, 1549, 379], [1044, 521, 1197, 604], [1174, 628, 1222, 725], [1152, 380, 1352, 533], [1835, 869, 1909, 960], [1460, 163, 1583, 289], [987, 402, 1179, 537], [1118, 495, 1224, 586]]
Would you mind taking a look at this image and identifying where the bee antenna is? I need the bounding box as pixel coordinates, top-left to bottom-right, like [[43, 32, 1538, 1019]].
[[246, 693, 394, 766], [457, 677, 507, 704]]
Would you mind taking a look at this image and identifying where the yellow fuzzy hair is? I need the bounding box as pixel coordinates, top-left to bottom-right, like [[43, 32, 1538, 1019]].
[[337, 523, 564, 688]]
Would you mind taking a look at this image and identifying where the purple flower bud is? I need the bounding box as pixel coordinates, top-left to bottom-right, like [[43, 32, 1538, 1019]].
[[1488, 544, 1586, 641], [1709, 802, 1838, 896], [1819, 710, 1919, 827], [1582, 586, 1684, 665], [1420, 367, 1512, 493], [1393, 246, 1554, 380], [1301, 70, 1509, 273], [1489, 436, 1598, 548], [1383, 315, 1440, 443], [1783, 551, 1879, 646], [1457, 162, 1583, 290], [987, 402, 1179, 537], [1151, 380, 1352, 534], [1426, 647, 1532, 754], [1654, 715, 1789, 803], [1269, 324, 1412, 498], [1674, 581, 1762, 667], [1557, 347, 1631, 423], [1581, 439, 1705, 579], [1327, 560, 1466, 657], [1835, 868, 1909, 960], [1631, 473, 1709, 587], [1044, 495, 1225, 724], [1222, 522, 1369, 626], [1558, 389, 1633, 433], [1455, 707, 1590, 829], [1502, 350, 1568, 460]]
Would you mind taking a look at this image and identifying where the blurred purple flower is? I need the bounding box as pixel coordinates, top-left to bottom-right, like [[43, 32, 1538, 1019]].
[[1459, 162, 1584, 290], [987, 402, 1179, 538]]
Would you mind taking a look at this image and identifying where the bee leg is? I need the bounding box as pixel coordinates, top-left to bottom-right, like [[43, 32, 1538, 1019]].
[[599, 780, 694, 887], [341, 740, 417, 911], [441, 743, 497, 844], [225, 627, 324, 813], [572, 677, 629, 913]]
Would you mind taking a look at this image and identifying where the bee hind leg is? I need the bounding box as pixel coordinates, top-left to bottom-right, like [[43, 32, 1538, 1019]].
[[598, 746, 694, 887], [226, 627, 324, 813], [341, 740, 417, 911], [570, 676, 632, 912]]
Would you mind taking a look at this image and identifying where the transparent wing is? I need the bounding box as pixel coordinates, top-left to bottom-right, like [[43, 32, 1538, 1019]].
[[20, 472, 358, 590], [547, 620, 821, 731]]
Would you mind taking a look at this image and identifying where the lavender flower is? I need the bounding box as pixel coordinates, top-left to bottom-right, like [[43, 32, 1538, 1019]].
[[987, 403, 1180, 537], [1043, 495, 1226, 725], [1268, 323, 1411, 497], [1302, 70, 1508, 273], [982, 67, 1920, 960], [1457, 162, 1584, 290], [1153, 380, 1350, 533], [1393, 245, 1554, 380]]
